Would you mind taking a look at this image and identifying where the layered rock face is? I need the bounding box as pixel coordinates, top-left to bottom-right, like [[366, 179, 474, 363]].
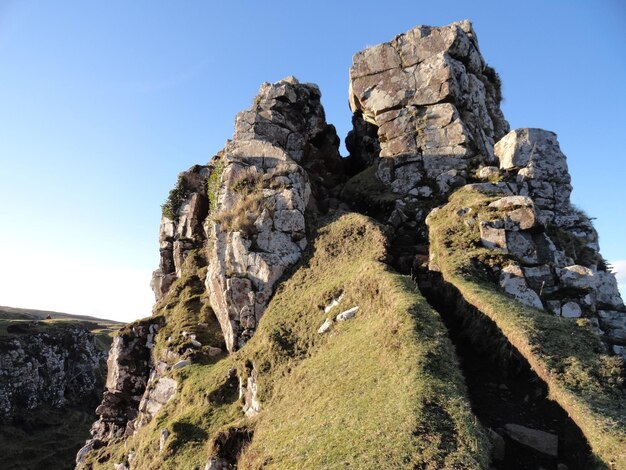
[[475, 129, 626, 356], [349, 20, 508, 197], [151, 76, 344, 352], [206, 77, 343, 351], [345, 21, 509, 268], [0, 326, 105, 420]]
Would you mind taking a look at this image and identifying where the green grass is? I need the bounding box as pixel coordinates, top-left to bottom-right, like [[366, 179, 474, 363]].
[[85, 212, 488, 469], [427, 186, 626, 470]]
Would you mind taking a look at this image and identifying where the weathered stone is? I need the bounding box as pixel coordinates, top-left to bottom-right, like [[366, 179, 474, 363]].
[[207, 77, 342, 352], [596, 271, 624, 309], [336, 306, 359, 321], [506, 231, 539, 265], [324, 293, 344, 314], [151, 165, 210, 301], [317, 318, 333, 335], [478, 166, 499, 180], [558, 265, 595, 290], [172, 359, 191, 370], [480, 221, 506, 250], [159, 429, 170, 452], [488, 195, 534, 210], [348, 20, 508, 231], [241, 368, 261, 418], [523, 265, 554, 292], [500, 264, 543, 310], [494, 128, 571, 219], [598, 310, 626, 343], [504, 207, 537, 231], [504, 424, 558, 457], [561, 302, 582, 319]]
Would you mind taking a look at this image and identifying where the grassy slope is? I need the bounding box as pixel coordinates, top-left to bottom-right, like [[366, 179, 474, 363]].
[[427, 187, 626, 470], [87, 212, 488, 469]]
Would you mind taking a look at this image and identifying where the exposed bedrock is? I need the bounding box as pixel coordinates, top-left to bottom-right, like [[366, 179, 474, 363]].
[[349, 19, 509, 201], [206, 76, 344, 352], [344, 20, 625, 356], [86, 319, 161, 447], [151, 164, 210, 301], [151, 76, 344, 353]]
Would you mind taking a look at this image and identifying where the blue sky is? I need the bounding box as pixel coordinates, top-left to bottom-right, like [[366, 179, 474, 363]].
[[1, 0, 624, 322]]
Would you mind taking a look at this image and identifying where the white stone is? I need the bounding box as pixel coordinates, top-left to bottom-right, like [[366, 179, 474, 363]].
[[336, 306, 359, 321], [172, 359, 191, 370], [499, 264, 543, 310], [324, 293, 344, 314], [317, 318, 333, 335], [558, 265, 595, 290]]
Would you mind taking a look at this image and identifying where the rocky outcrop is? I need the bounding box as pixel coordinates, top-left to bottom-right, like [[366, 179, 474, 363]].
[[344, 20, 509, 270], [472, 129, 625, 356], [152, 77, 344, 353], [344, 21, 625, 357], [78, 19, 625, 470], [151, 164, 210, 301], [86, 318, 161, 447], [0, 325, 105, 420], [206, 77, 343, 352], [349, 20, 508, 198]]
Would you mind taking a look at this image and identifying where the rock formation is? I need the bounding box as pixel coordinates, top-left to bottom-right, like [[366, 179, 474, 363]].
[[0, 325, 105, 420], [151, 76, 344, 352], [83, 319, 161, 449], [78, 19, 626, 470], [151, 164, 210, 301], [343, 20, 625, 359]]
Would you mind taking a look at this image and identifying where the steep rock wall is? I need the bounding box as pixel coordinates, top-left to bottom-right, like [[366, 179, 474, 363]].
[[0, 326, 105, 420]]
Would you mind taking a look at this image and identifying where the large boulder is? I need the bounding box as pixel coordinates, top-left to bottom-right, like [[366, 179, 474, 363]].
[[349, 20, 509, 201]]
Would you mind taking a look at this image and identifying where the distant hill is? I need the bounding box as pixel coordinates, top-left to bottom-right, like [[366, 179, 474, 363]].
[[0, 305, 123, 324], [0, 305, 124, 353]]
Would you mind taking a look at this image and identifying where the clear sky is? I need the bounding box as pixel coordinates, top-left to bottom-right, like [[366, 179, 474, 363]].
[[1, 0, 625, 322]]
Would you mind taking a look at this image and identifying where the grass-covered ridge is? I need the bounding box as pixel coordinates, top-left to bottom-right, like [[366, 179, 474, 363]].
[[87, 212, 489, 469], [427, 186, 626, 469]]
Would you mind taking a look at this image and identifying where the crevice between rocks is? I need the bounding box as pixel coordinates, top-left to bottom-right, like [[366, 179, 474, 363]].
[[414, 268, 595, 470]]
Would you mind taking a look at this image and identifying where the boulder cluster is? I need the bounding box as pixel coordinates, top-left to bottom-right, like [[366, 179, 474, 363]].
[[474, 128, 625, 355]]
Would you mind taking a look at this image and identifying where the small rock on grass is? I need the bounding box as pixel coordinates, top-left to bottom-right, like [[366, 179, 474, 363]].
[[336, 306, 359, 321], [172, 359, 191, 369], [317, 318, 333, 334]]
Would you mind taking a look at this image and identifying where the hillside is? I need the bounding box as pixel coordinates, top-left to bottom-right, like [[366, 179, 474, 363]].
[[74, 20, 625, 470]]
